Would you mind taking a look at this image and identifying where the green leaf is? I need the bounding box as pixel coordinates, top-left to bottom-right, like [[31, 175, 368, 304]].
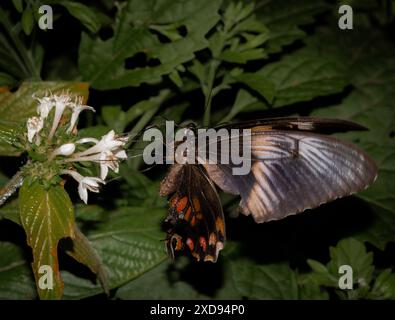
[[0, 199, 20, 224], [0, 81, 89, 156], [311, 30, 395, 249], [169, 69, 183, 87], [21, 7, 34, 36], [307, 259, 329, 274], [314, 238, 375, 299], [220, 48, 266, 64], [116, 258, 212, 299], [59, 2, 103, 33], [61, 206, 167, 299], [231, 259, 299, 299], [371, 269, 395, 299], [0, 242, 36, 299], [298, 274, 330, 300], [77, 125, 111, 140], [257, 0, 330, 53], [328, 238, 374, 286], [19, 180, 75, 300], [233, 72, 275, 103], [79, 0, 222, 89], [257, 48, 348, 108], [0, 72, 17, 86], [222, 89, 258, 122], [12, 0, 24, 13], [101, 106, 126, 133], [1, 205, 167, 300], [117, 247, 243, 300], [0, 120, 21, 156], [62, 225, 109, 295]]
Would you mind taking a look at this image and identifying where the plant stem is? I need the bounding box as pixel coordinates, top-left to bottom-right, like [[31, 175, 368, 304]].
[[0, 171, 24, 207]]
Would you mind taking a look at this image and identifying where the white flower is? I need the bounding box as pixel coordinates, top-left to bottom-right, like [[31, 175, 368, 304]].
[[35, 95, 54, 119], [76, 137, 99, 144], [78, 177, 105, 204], [99, 149, 127, 179], [61, 170, 105, 204], [48, 93, 73, 139], [114, 149, 127, 159], [27, 116, 44, 143], [73, 130, 127, 157], [67, 97, 95, 133], [52, 143, 76, 158], [65, 148, 128, 180]]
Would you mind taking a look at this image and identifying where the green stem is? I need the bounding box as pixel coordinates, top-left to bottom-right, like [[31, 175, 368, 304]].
[[202, 60, 221, 127], [0, 171, 24, 207]]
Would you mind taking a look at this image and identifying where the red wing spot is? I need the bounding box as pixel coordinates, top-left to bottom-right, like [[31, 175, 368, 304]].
[[175, 237, 183, 251], [186, 238, 194, 252], [176, 196, 189, 213], [199, 237, 207, 252], [170, 195, 178, 207]]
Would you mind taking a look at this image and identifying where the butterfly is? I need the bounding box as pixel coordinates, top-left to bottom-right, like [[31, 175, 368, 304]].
[[159, 117, 378, 262]]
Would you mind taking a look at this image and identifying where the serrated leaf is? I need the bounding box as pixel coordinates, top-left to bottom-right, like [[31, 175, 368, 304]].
[[327, 238, 374, 299], [0, 81, 89, 156], [79, 0, 222, 89], [19, 180, 75, 299]]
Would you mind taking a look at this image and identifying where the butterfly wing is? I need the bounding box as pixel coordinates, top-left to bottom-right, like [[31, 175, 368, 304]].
[[204, 119, 378, 223], [160, 164, 225, 262], [216, 116, 368, 133]]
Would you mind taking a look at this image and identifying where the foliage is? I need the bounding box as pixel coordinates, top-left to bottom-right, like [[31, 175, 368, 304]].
[[0, 0, 394, 300]]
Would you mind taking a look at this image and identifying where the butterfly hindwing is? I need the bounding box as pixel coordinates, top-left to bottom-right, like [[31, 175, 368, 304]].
[[160, 164, 225, 262]]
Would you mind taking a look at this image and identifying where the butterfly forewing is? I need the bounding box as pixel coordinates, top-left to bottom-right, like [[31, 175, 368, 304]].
[[205, 127, 378, 223]]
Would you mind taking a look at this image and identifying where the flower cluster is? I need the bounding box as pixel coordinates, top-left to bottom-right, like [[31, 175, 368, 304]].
[[25, 91, 128, 204]]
